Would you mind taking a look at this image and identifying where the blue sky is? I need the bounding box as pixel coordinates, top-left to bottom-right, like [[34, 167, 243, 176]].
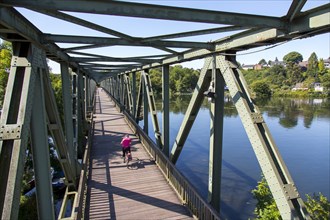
[[8, 1, 330, 72]]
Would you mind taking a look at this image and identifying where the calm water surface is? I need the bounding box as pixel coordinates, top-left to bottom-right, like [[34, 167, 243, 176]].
[[140, 96, 330, 219]]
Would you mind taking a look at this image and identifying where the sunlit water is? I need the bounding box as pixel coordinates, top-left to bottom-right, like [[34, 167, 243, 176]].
[[139, 96, 330, 219]]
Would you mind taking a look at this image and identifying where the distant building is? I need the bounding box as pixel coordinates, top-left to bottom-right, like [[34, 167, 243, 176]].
[[241, 64, 255, 70], [313, 83, 324, 92], [292, 83, 308, 91], [241, 64, 264, 70], [242, 57, 329, 70], [298, 61, 308, 71], [324, 58, 330, 69]]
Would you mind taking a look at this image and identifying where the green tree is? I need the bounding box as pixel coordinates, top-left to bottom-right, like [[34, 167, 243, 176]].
[[0, 40, 12, 107], [320, 71, 330, 92], [149, 68, 162, 93], [251, 80, 272, 97], [318, 59, 327, 76], [283, 51, 303, 64], [49, 73, 64, 125], [286, 62, 304, 85], [252, 175, 330, 219], [307, 52, 319, 79], [251, 176, 281, 219], [266, 65, 287, 87], [259, 59, 267, 65]]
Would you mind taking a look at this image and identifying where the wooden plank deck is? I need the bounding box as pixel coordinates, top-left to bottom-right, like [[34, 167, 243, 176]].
[[85, 88, 193, 220]]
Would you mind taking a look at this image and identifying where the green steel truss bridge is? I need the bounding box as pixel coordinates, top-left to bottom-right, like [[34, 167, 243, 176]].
[[0, 1, 329, 219]]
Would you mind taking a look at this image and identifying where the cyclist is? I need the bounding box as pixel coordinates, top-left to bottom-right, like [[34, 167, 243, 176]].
[[121, 134, 132, 163]]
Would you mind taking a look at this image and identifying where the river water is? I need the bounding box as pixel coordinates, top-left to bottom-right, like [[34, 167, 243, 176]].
[[140, 96, 330, 219]]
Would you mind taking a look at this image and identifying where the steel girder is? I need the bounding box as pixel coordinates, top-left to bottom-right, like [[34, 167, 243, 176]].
[[162, 65, 170, 157], [170, 57, 213, 163], [0, 0, 286, 29], [1, 3, 329, 76], [30, 54, 56, 220], [207, 56, 225, 212], [0, 43, 79, 220], [141, 70, 162, 148], [0, 43, 45, 220], [216, 55, 310, 219], [60, 63, 78, 179]]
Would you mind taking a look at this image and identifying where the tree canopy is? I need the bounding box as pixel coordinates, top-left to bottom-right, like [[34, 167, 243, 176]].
[[283, 51, 303, 64], [0, 40, 12, 107]]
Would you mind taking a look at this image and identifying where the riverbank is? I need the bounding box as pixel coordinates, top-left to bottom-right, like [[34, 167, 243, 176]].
[[272, 90, 329, 98]]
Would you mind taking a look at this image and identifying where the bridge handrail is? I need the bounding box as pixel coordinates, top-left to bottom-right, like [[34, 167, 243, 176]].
[[71, 90, 96, 220], [106, 90, 220, 220]]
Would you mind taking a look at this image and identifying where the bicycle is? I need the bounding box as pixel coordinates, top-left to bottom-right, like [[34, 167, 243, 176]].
[[124, 151, 132, 166]]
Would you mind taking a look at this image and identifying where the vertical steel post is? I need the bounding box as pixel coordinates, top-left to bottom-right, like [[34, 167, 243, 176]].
[[132, 72, 137, 118], [77, 71, 84, 158], [0, 43, 39, 219], [143, 72, 149, 134], [117, 75, 121, 102], [72, 71, 79, 173], [85, 75, 90, 120], [60, 63, 77, 177], [30, 66, 55, 220], [207, 56, 225, 212], [162, 65, 170, 157]]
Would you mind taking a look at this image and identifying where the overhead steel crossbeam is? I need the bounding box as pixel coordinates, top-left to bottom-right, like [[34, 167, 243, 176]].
[[286, 0, 308, 21], [31, 8, 178, 54], [0, 0, 287, 29], [0, 2, 328, 81], [43, 34, 215, 50]]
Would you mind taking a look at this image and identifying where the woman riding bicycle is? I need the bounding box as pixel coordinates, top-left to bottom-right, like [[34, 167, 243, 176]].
[[121, 134, 132, 163]]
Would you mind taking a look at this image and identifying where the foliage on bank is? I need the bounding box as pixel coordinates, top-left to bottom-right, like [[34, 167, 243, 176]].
[[252, 176, 330, 219], [242, 52, 330, 98]]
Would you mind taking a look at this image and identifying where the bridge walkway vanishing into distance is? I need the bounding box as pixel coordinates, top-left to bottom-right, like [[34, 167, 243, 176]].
[[85, 88, 193, 220], [0, 1, 329, 220]]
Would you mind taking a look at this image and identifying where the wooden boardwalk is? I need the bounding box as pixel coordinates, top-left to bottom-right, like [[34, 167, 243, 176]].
[[85, 88, 193, 220]]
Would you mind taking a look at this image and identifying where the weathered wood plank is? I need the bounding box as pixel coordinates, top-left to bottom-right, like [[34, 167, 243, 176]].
[[85, 88, 193, 219]]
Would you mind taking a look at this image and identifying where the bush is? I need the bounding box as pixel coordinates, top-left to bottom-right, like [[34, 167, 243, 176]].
[[305, 193, 330, 219], [251, 80, 272, 97], [252, 175, 330, 219]]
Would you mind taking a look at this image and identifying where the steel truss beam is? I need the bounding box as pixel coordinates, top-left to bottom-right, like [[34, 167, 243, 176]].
[[286, 0, 307, 21], [60, 63, 78, 179], [132, 72, 137, 118], [31, 8, 177, 54], [0, 42, 44, 220], [1, 0, 286, 29], [141, 25, 246, 42], [0, 43, 78, 220], [162, 65, 170, 157], [143, 73, 149, 134], [207, 56, 225, 212], [77, 71, 85, 158], [141, 70, 162, 148], [1, 5, 328, 78], [43, 34, 214, 50], [123, 74, 134, 115], [135, 73, 143, 122], [216, 55, 310, 219], [30, 55, 55, 220], [170, 57, 212, 163]]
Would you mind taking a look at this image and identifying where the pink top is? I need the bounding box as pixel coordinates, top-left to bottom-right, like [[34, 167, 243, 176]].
[[121, 137, 131, 148]]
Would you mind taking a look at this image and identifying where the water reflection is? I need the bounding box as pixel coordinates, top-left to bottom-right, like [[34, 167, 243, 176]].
[[163, 95, 330, 129], [149, 95, 329, 219]]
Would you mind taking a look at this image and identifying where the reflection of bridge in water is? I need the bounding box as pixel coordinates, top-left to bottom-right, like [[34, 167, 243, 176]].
[[0, 1, 329, 219]]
